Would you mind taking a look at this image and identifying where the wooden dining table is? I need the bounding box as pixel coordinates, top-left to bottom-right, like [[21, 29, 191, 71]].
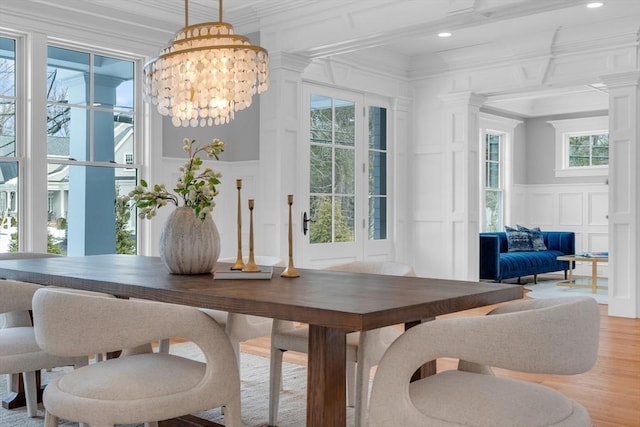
[[0, 254, 522, 426]]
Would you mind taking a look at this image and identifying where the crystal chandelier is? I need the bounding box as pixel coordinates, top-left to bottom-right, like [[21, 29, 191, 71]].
[[143, 0, 269, 127]]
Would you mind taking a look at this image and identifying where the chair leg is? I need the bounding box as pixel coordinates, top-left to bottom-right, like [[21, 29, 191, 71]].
[[355, 360, 372, 427], [231, 339, 241, 372], [158, 338, 171, 353], [22, 371, 38, 417], [269, 347, 285, 427], [223, 396, 243, 427], [44, 410, 58, 427], [346, 361, 356, 407]]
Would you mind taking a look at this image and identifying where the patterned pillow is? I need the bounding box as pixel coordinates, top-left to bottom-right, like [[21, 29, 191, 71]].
[[505, 226, 533, 252], [517, 225, 548, 251]]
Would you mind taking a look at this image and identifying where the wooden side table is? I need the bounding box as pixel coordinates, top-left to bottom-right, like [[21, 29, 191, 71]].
[[556, 254, 608, 294]]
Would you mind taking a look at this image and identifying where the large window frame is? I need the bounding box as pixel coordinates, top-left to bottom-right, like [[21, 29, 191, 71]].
[[0, 28, 144, 254], [0, 35, 20, 252], [45, 43, 140, 256], [549, 116, 609, 178], [479, 113, 521, 233]]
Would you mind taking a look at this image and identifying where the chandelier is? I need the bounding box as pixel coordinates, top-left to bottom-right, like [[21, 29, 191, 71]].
[[143, 0, 269, 127]]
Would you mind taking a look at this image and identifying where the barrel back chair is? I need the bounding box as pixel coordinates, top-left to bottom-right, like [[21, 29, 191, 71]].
[[368, 297, 600, 427], [32, 287, 242, 427]]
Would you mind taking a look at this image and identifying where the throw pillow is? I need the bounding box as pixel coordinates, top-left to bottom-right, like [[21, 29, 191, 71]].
[[505, 226, 533, 252], [517, 225, 547, 251]]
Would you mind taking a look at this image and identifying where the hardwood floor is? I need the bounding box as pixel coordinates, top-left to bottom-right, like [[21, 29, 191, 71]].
[[240, 291, 640, 427]]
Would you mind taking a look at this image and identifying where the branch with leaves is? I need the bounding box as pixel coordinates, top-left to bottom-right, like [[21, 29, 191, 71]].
[[122, 138, 224, 221]]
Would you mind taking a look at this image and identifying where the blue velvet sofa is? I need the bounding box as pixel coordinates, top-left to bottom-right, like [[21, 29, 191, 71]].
[[479, 231, 575, 283]]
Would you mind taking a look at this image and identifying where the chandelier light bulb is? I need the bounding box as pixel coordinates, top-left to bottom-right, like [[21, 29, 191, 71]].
[[143, 0, 270, 127]]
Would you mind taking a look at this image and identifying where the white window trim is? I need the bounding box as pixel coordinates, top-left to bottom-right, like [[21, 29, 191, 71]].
[[479, 113, 521, 231], [548, 116, 609, 178]]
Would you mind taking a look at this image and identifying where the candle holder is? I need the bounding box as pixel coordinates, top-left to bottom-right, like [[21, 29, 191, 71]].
[[231, 179, 244, 270], [242, 199, 260, 272], [281, 194, 300, 278]]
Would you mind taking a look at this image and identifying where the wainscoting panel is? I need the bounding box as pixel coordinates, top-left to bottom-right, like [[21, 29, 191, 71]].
[[588, 192, 609, 226], [512, 183, 609, 277], [527, 193, 554, 226], [558, 192, 584, 226]]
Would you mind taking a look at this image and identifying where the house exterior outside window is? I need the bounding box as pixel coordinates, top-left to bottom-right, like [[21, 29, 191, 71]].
[[46, 44, 138, 255]]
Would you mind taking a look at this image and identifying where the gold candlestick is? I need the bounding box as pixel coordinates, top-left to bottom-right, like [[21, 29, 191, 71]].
[[231, 179, 244, 270], [281, 194, 300, 278], [243, 199, 260, 272]]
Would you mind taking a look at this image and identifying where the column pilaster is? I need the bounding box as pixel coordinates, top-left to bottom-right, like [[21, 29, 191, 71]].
[[438, 92, 486, 280], [258, 52, 311, 259], [601, 71, 640, 318]]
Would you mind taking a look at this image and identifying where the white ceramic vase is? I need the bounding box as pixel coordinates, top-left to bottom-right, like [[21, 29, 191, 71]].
[[159, 207, 220, 274]]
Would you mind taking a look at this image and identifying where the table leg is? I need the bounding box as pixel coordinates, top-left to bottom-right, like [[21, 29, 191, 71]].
[[307, 325, 347, 427], [568, 263, 574, 286], [2, 372, 42, 410], [591, 260, 598, 294]]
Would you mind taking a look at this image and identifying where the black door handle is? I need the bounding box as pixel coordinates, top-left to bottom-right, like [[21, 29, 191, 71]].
[[302, 211, 314, 235]]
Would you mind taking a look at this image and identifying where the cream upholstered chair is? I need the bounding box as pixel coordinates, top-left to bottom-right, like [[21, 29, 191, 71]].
[[32, 287, 242, 427], [157, 256, 281, 359], [200, 256, 283, 363], [0, 252, 63, 395], [368, 297, 600, 427], [0, 280, 86, 418], [269, 261, 415, 427]]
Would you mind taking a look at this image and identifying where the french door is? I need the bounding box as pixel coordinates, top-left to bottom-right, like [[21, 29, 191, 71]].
[[297, 84, 392, 268]]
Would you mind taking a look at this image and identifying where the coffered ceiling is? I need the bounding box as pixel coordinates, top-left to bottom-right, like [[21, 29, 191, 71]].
[[3, 0, 640, 116]]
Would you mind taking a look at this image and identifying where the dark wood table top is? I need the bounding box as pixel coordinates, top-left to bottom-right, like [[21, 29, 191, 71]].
[[0, 254, 522, 332]]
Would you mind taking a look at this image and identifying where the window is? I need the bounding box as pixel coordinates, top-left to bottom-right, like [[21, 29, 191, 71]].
[[308, 95, 356, 244], [568, 133, 608, 167], [549, 116, 608, 177], [368, 106, 387, 240], [0, 36, 18, 252], [483, 133, 503, 232], [479, 113, 521, 233], [46, 45, 138, 255]]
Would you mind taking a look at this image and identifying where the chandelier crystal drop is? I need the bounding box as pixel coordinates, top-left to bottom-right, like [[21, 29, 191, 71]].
[[143, 0, 269, 127]]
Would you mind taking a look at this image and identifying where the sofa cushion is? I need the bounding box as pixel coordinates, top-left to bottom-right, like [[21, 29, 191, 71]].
[[505, 226, 533, 252], [517, 225, 548, 251], [500, 250, 566, 278]]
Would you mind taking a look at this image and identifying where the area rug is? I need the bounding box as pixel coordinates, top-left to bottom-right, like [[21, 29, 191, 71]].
[[0, 342, 353, 427], [524, 279, 608, 305]]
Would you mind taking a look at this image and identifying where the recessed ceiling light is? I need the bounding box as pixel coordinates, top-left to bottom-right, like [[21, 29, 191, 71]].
[[438, 32, 452, 38], [587, 2, 604, 8]]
